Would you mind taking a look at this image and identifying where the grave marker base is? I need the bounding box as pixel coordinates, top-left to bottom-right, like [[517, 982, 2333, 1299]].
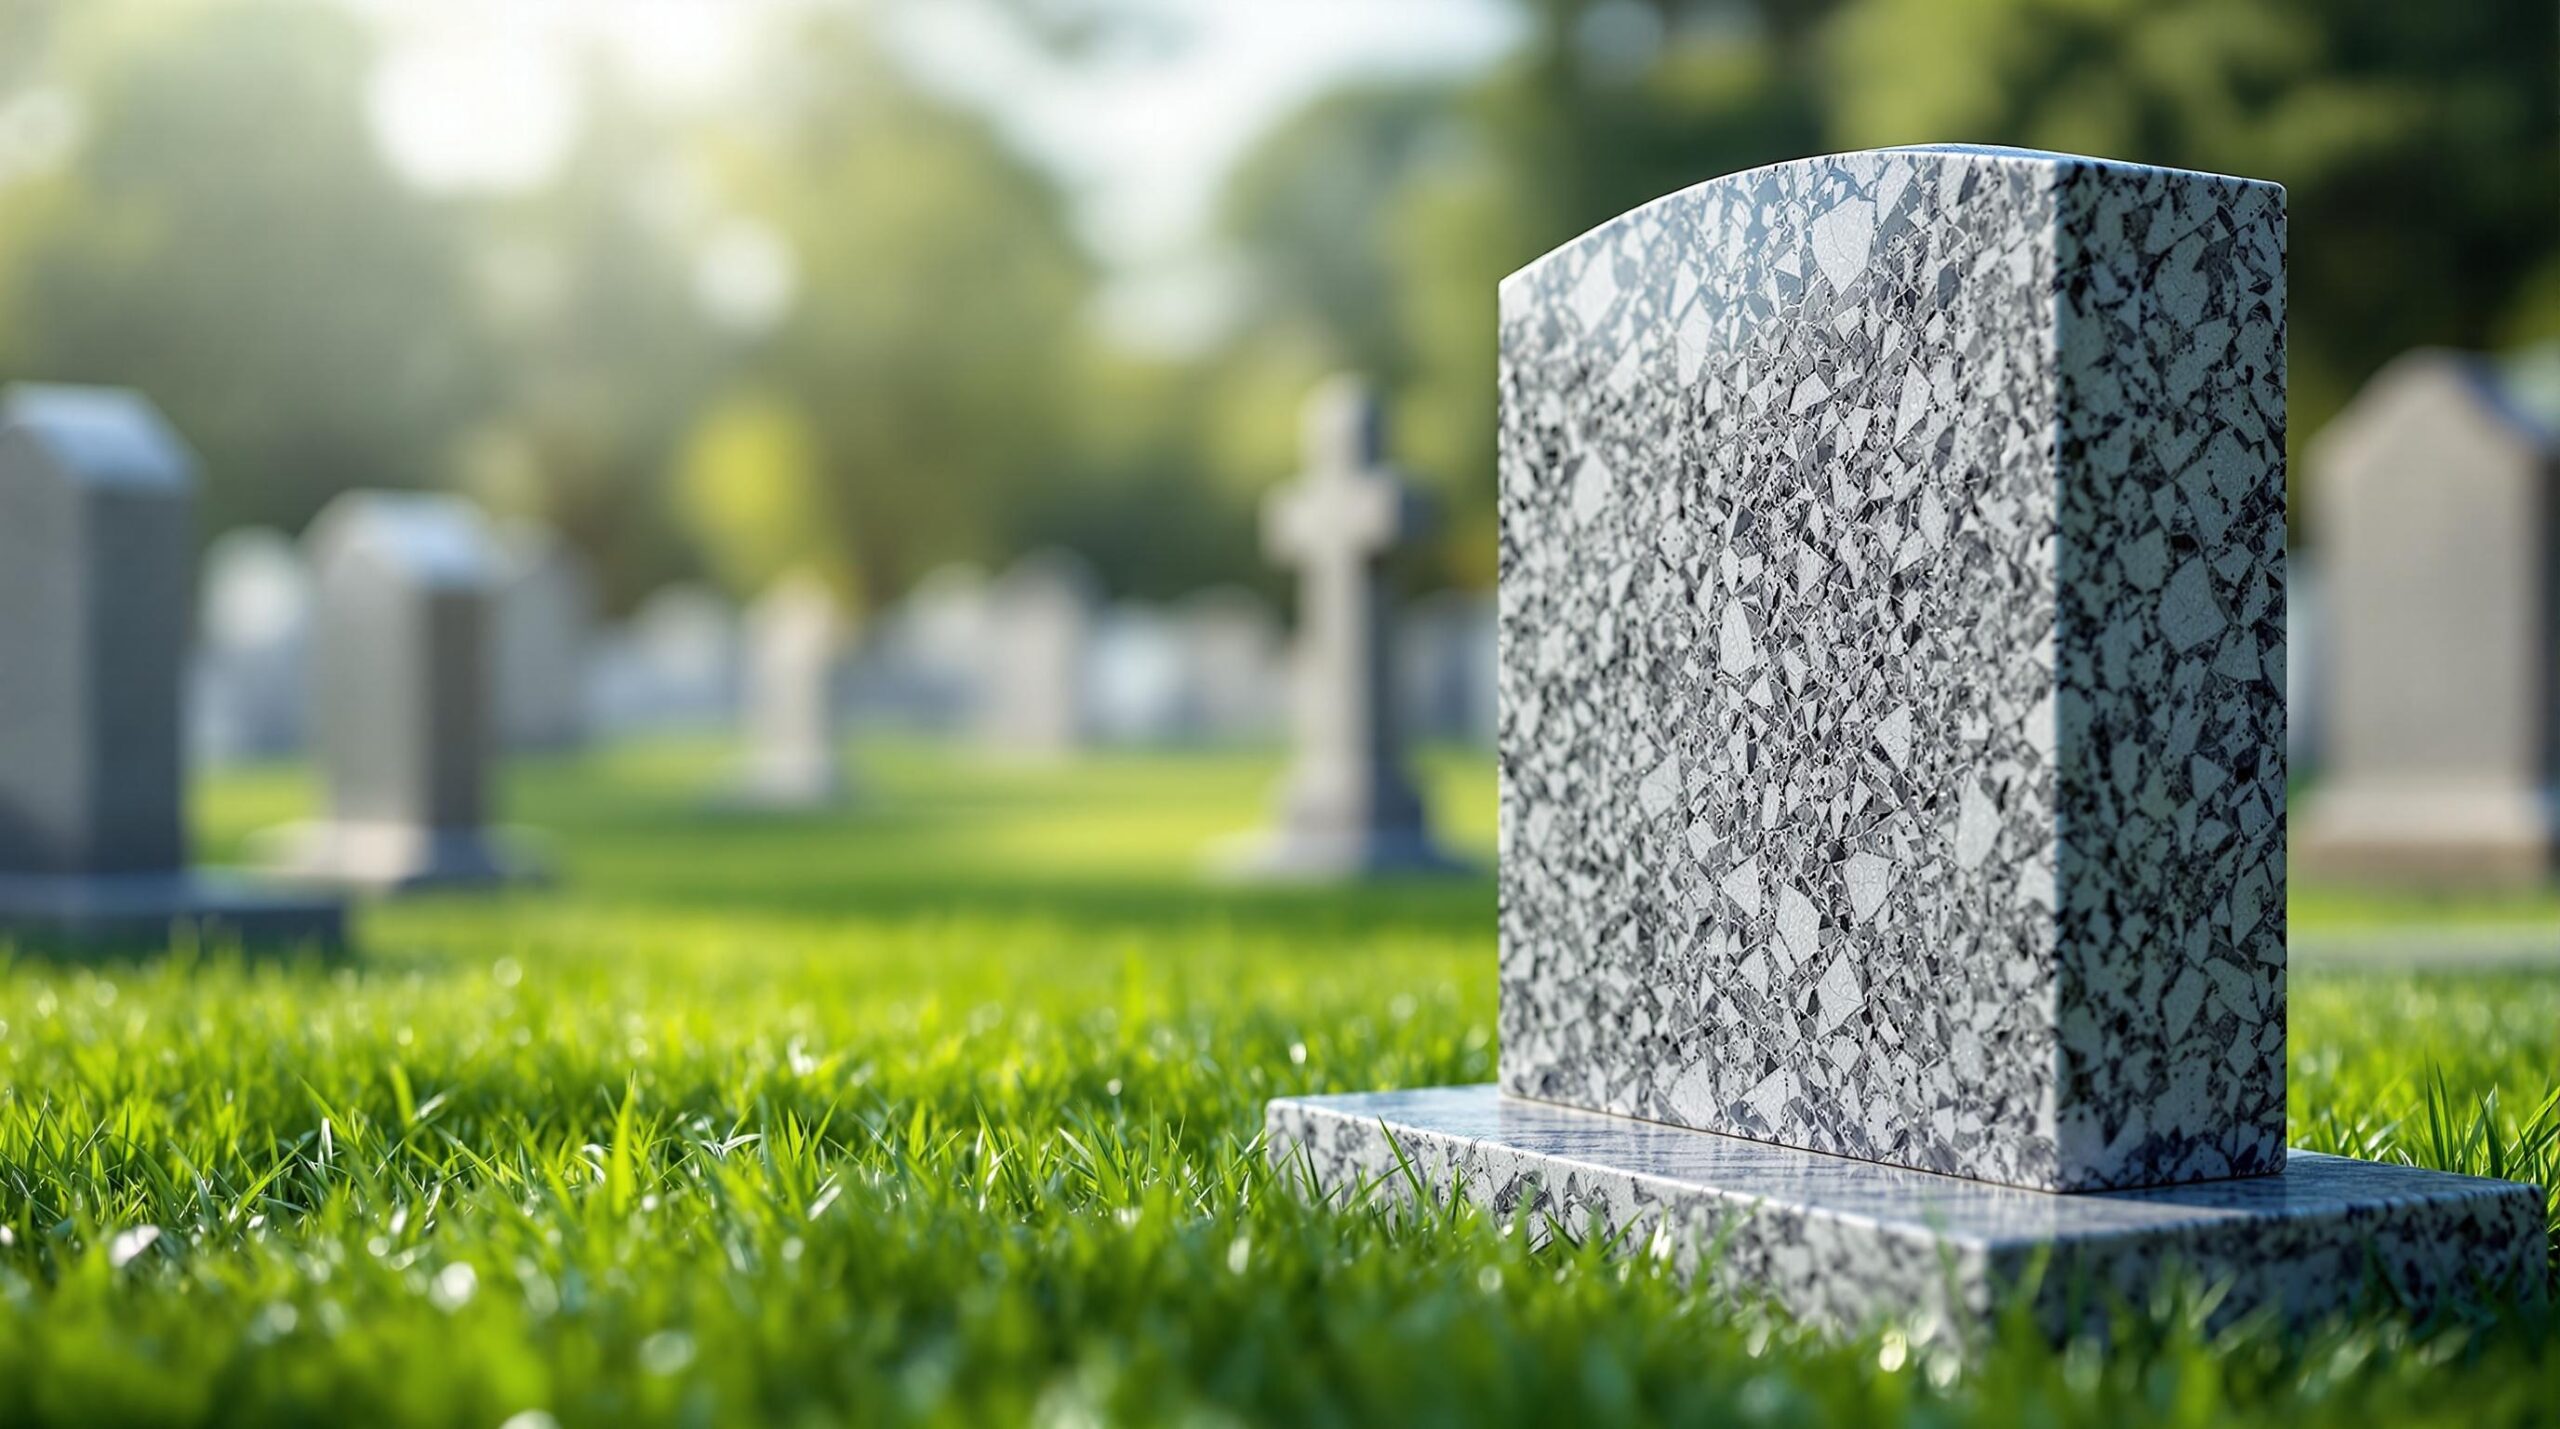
[[0, 872, 345, 952], [1218, 827, 1471, 882], [257, 822, 550, 895], [1269, 1085, 2546, 1335]]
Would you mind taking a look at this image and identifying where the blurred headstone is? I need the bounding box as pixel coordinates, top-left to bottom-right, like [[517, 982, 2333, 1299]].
[[259, 492, 544, 892], [493, 520, 595, 753], [1229, 376, 1459, 877], [842, 563, 988, 733], [588, 583, 742, 737], [1399, 588, 1498, 749], [1270, 148, 2539, 1330], [977, 549, 1098, 756], [1088, 601, 1189, 745], [191, 526, 312, 764], [2286, 551, 2323, 774], [732, 570, 850, 807], [1172, 585, 1286, 744], [2298, 350, 2560, 883], [0, 385, 343, 949]]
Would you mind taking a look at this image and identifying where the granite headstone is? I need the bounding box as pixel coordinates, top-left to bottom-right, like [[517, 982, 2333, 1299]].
[[1268, 148, 2542, 1332]]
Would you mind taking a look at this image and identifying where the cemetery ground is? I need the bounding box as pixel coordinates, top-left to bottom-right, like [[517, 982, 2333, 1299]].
[[0, 745, 2554, 1426]]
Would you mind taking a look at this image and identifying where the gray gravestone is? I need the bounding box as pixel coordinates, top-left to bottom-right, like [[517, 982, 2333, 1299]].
[[493, 520, 594, 753], [191, 526, 312, 764], [1268, 149, 2541, 1332], [732, 570, 850, 807], [842, 563, 988, 734], [1230, 377, 1460, 877], [0, 385, 342, 950], [1089, 601, 1189, 746], [258, 491, 544, 892], [1173, 585, 1285, 744], [587, 583, 742, 737], [2297, 351, 2560, 884], [977, 549, 1098, 757]]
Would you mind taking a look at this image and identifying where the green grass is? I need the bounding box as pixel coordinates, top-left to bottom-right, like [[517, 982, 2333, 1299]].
[[1, 743, 2555, 1426]]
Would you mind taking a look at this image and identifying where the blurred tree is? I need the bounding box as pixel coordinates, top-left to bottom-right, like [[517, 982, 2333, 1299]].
[[712, 14, 1098, 609], [1218, 0, 2555, 562], [1827, 0, 2560, 536], [0, 0, 480, 538], [674, 384, 840, 600], [463, 71, 730, 611], [1215, 0, 1825, 588]]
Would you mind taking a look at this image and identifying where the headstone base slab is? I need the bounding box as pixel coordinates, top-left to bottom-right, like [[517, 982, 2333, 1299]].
[[0, 872, 345, 953], [1218, 826, 1471, 882], [256, 822, 550, 895], [722, 760, 852, 812], [1268, 1086, 2546, 1335], [2297, 784, 2559, 886]]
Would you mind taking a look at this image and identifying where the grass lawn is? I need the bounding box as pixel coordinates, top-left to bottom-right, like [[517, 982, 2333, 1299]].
[[2, 741, 2556, 1426]]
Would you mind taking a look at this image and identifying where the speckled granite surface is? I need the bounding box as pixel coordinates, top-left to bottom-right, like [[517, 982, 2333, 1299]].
[[1496, 147, 2288, 1192], [1269, 1087, 2546, 1333]]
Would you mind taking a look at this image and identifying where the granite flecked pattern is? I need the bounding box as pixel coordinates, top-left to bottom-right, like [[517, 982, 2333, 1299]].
[[1495, 147, 2288, 1192], [1268, 1087, 2546, 1334]]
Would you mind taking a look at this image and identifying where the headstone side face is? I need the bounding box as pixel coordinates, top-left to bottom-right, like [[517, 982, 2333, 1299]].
[[307, 495, 498, 833], [1495, 149, 2284, 1192], [0, 392, 193, 876], [2046, 161, 2287, 1185]]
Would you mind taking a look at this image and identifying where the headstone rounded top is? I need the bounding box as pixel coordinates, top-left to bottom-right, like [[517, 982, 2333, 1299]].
[[2314, 349, 2560, 475], [1, 383, 195, 491], [1301, 374, 1385, 474], [1503, 145, 2283, 294], [307, 490, 500, 589], [995, 546, 1101, 603]]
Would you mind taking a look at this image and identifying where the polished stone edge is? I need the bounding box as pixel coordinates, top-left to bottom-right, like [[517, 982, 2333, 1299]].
[[255, 823, 553, 896], [1267, 1086, 2547, 1334], [0, 872, 346, 953]]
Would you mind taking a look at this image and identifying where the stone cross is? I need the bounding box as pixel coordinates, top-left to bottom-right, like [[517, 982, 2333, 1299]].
[[2297, 350, 2560, 884], [1233, 377, 1457, 877], [259, 491, 542, 892], [0, 384, 342, 949], [1268, 147, 2541, 1333], [734, 569, 849, 807]]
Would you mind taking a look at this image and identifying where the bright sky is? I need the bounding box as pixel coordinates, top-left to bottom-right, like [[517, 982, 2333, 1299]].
[[346, 0, 1524, 350]]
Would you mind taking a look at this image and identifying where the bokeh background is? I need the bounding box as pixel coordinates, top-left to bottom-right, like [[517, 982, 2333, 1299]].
[[3, 0, 2551, 616]]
